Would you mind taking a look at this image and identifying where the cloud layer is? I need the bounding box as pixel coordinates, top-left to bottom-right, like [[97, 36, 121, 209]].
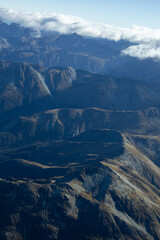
[[0, 8, 160, 60], [122, 43, 160, 60]]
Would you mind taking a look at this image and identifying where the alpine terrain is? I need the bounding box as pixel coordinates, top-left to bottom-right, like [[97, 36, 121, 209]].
[[0, 20, 160, 240]]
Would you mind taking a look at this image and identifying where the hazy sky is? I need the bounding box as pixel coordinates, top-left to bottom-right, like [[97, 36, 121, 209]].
[[0, 0, 159, 28]]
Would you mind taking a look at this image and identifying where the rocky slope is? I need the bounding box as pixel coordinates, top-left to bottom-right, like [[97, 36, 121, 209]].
[[0, 61, 160, 239], [0, 131, 160, 240], [1, 62, 160, 115]]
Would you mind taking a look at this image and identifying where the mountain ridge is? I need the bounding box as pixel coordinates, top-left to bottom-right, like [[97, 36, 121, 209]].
[[0, 20, 160, 240], [1, 20, 160, 82]]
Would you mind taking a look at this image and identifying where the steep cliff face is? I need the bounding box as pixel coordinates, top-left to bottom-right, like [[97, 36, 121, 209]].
[[0, 63, 78, 113], [0, 62, 53, 113]]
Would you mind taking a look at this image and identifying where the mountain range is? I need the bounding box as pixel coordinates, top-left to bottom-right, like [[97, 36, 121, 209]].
[[1, 20, 160, 82], [0, 20, 160, 240]]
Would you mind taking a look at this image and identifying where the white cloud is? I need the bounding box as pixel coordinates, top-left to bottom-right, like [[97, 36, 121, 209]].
[[0, 8, 160, 60], [122, 43, 160, 60]]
